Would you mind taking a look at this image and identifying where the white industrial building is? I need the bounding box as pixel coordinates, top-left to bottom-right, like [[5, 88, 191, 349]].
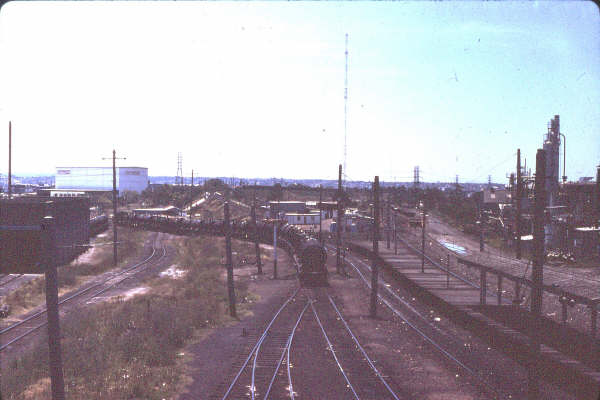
[[55, 167, 148, 194]]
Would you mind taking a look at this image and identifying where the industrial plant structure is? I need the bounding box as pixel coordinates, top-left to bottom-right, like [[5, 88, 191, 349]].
[[482, 115, 599, 259]]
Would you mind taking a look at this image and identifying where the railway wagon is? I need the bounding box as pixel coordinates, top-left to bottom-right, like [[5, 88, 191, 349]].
[[90, 215, 109, 237], [1, 197, 90, 273], [116, 211, 328, 285]]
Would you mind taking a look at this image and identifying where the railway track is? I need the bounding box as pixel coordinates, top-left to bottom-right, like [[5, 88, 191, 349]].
[[220, 288, 304, 400], [413, 217, 600, 297], [309, 290, 401, 400], [220, 285, 404, 399], [0, 274, 24, 288], [0, 233, 167, 353], [332, 242, 571, 399]]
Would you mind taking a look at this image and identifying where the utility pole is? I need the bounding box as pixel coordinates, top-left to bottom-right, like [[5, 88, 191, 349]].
[[478, 202, 484, 252], [596, 165, 600, 257], [394, 209, 398, 255], [252, 185, 262, 274], [516, 149, 523, 259], [421, 201, 427, 273], [386, 194, 391, 249], [224, 200, 236, 318], [189, 169, 194, 221], [336, 164, 344, 274], [43, 211, 65, 400], [273, 218, 278, 279], [529, 149, 546, 400], [103, 150, 126, 266], [319, 185, 323, 245], [8, 121, 12, 199], [370, 176, 380, 317]]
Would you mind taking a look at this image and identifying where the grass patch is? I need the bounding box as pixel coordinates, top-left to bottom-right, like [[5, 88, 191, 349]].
[[3, 235, 257, 399], [4, 229, 150, 317]]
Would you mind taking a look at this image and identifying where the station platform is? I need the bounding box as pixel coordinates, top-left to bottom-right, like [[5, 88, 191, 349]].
[[347, 239, 600, 399]]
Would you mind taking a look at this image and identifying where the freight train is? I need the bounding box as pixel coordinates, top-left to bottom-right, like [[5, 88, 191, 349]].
[[90, 215, 109, 237], [114, 211, 328, 285]]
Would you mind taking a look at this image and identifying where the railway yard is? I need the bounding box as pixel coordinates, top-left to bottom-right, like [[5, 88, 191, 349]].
[[1, 3, 599, 399], [1, 186, 598, 399]]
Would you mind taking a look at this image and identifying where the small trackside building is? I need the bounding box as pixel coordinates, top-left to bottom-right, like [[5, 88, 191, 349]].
[[55, 167, 148, 194]]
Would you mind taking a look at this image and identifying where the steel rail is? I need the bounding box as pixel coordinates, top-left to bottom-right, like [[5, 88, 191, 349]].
[[0, 274, 23, 287], [0, 237, 167, 351], [343, 252, 505, 398], [0, 246, 158, 336], [310, 299, 360, 400], [263, 300, 310, 400], [327, 294, 400, 400], [221, 287, 300, 400], [286, 301, 309, 400]]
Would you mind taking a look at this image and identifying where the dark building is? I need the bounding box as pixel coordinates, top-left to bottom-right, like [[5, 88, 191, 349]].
[[1, 197, 90, 273]]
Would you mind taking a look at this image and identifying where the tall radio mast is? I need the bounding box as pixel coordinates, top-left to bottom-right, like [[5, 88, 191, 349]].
[[343, 33, 348, 184]]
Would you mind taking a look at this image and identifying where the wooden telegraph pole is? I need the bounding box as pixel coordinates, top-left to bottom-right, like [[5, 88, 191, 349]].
[[43, 207, 65, 400], [273, 217, 278, 279], [386, 194, 391, 249], [336, 165, 344, 274], [516, 149, 523, 259], [224, 200, 236, 318], [370, 176, 380, 317], [8, 121, 12, 199], [478, 202, 485, 252], [189, 170, 194, 221], [596, 165, 600, 257], [103, 150, 126, 266], [319, 184, 323, 245], [421, 201, 426, 273], [528, 149, 546, 400], [252, 185, 262, 274]]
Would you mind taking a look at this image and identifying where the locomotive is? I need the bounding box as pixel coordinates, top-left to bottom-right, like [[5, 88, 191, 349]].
[[115, 211, 328, 285]]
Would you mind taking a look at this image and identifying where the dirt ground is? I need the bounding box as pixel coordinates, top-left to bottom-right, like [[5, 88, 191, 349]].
[[176, 243, 489, 399]]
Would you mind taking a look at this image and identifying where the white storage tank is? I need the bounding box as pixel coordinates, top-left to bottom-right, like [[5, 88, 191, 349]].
[[55, 166, 148, 193]]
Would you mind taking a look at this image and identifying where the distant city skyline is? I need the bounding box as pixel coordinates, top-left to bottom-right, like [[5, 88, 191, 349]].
[[0, 2, 598, 183]]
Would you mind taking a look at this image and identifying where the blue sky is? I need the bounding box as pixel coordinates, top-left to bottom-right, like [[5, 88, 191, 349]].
[[0, 1, 598, 183]]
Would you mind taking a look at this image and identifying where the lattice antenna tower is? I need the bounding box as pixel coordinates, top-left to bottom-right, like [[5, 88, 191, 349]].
[[343, 33, 348, 184], [413, 166, 420, 187], [176, 152, 183, 185]]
